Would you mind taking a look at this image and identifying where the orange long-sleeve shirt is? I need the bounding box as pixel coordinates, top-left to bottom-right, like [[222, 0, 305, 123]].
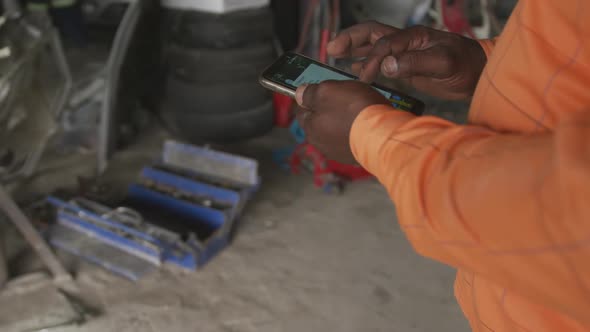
[[350, 1, 590, 331]]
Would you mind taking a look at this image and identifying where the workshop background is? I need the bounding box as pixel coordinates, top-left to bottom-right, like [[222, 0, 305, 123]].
[[0, 0, 516, 331]]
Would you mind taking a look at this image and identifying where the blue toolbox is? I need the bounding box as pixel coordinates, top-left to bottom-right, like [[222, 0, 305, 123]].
[[47, 140, 259, 281], [47, 197, 186, 280]]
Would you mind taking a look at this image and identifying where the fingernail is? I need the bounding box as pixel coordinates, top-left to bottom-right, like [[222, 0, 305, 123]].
[[327, 40, 336, 51], [371, 32, 384, 43], [295, 84, 308, 106], [382, 56, 398, 76]]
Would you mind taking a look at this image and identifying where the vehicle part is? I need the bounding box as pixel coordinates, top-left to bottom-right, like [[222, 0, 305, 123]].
[[165, 43, 275, 84], [161, 100, 274, 143], [163, 6, 274, 48], [163, 74, 271, 114]]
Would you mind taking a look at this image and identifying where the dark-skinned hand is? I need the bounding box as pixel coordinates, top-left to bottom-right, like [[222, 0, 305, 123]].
[[295, 80, 390, 164], [328, 21, 487, 100]]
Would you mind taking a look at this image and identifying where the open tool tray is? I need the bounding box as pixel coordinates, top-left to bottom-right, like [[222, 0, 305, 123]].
[[47, 141, 259, 281], [47, 196, 198, 280], [126, 140, 259, 266], [123, 167, 244, 268]]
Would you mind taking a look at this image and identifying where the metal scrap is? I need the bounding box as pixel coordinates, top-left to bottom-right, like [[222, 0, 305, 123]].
[[0, 13, 72, 181]]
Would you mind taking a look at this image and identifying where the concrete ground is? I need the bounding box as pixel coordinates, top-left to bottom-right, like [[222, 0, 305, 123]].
[[3, 119, 470, 331]]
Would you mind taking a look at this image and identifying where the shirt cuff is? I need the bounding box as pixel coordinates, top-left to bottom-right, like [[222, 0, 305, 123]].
[[349, 104, 415, 175], [478, 38, 497, 59]]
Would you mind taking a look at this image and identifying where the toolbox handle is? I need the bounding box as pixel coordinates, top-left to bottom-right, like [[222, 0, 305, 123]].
[[47, 197, 160, 244], [103, 207, 143, 227]]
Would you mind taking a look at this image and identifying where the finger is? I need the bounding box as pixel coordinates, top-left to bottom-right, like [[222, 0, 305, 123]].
[[297, 106, 318, 141], [327, 21, 398, 58], [350, 62, 363, 75], [295, 84, 309, 107], [359, 26, 431, 82], [295, 107, 313, 129], [300, 83, 320, 110], [350, 44, 374, 58], [381, 47, 455, 79], [359, 33, 414, 82]]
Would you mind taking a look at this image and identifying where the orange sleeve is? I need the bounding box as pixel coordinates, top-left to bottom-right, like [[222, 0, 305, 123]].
[[350, 105, 590, 324], [478, 37, 499, 58]]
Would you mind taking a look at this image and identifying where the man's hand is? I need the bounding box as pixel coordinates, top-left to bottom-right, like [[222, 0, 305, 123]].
[[295, 80, 390, 163], [328, 22, 487, 100]]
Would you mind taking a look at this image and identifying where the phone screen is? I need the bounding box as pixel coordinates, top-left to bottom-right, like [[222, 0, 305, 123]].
[[262, 52, 423, 114]]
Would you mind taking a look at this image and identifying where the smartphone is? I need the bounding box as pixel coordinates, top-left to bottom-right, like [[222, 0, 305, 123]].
[[259, 52, 424, 115]]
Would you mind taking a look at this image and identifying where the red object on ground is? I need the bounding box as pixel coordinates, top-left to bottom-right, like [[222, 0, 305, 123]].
[[440, 0, 475, 37], [273, 93, 294, 127], [327, 160, 372, 180], [289, 143, 372, 190], [285, 0, 371, 191], [289, 143, 330, 188]]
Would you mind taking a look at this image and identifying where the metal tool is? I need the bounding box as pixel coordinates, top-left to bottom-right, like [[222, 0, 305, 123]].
[[137, 178, 233, 211], [70, 197, 191, 249]]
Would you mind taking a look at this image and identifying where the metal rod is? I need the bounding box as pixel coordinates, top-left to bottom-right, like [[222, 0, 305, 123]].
[[0, 185, 71, 283], [0, 234, 6, 288], [98, 0, 142, 173], [22, 28, 72, 177]]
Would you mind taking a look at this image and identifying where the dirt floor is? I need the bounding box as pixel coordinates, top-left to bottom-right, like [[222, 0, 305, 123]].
[[2, 114, 471, 331]]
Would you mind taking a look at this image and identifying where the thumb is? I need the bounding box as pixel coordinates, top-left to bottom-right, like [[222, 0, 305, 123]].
[[295, 84, 308, 106], [381, 47, 455, 79]]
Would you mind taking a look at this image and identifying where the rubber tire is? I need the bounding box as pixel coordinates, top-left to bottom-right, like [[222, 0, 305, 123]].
[[161, 101, 274, 142], [164, 74, 271, 114], [164, 7, 274, 48], [165, 43, 275, 84]]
